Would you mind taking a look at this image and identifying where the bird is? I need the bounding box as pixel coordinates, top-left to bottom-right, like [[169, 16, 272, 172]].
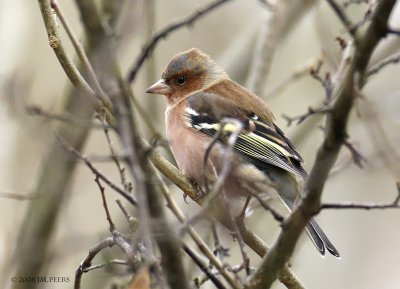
[[146, 48, 339, 257]]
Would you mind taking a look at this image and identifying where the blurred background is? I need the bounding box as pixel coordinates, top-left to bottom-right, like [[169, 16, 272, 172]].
[[0, 0, 400, 289]]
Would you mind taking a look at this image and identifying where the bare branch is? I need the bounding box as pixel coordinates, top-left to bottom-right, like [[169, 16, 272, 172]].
[[325, 0, 357, 37], [116, 199, 138, 230], [387, 28, 400, 35], [321, 202, 400, 210], [37, 0, 102, 110], [183, 244, 228, 289], [27, 105, 105, 128], [321, 183, 400, 209], [81, 259, 129, 273], [343, 0, 368, 8], [265, 55, 323, 99], [50, 0, 113, 111], [56, 134, 137, 206], [74, 237, 116, 289], [0, 191, 36, 201], [367, 51, 400, 77], [343, 139, 368, 168], [127, 0, 232, 83], [94, 175, 116, 232], [310, 62, 334, 103], [250, 193, 284, 222], [246, 2, 398, 288], [282, 106, 331, 126], [99, 118, 131, 194], [27, 105, 69, 122]]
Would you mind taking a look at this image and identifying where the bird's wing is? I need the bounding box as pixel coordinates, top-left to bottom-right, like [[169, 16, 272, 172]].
[[185, 92, 307, 178]]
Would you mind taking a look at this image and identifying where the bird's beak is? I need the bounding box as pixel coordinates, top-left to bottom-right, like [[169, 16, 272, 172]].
[[146, 79, 171, 95]]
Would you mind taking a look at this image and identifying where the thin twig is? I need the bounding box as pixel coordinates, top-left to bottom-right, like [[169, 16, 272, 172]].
[[94, 175, 116, 232], [387, 28, 400, 35], [56, 134, 137, 206], [265, 55, 323, 100], [27, 105, 69, 122], [82, 259, 129, 273], [51, 0, 113, 111], [325, 0, 357, 37], [183, 244, 228, 289], [367, 51, 400, 77], [74, 237, 116, 289], [257, 0, 274, 9], [226, 197, 251, 278], [310, 62, 334, 103], [86, 154, 127, 163], [202, 122, 226, 194], [210, 118, 244, 196], [332, 39, 354, 87], [211, 222, 230, 262], [321, 183, 400, 210], [99, 117, 131, 194], [27, 105, 104, 128], [321, 202, 400, 210], [126, 0, 231, 83], [320, 182, 400, 210], [0, 191, 36, 201], [343, 139, 368, 168], [116, 199, 138, 230], [111, 230, 137, 263], [282, 106, 331, 126], [37, 0, 101, 110], [343, 0, 368, 8], [250, 193, 284, 222]]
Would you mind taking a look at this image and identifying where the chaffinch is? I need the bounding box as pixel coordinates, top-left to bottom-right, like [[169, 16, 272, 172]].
[[146, 48, 339, 257]]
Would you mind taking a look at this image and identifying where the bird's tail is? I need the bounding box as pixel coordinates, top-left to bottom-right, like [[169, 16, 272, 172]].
[[306, 218, 340, 257], [267, 168, 340, 257]]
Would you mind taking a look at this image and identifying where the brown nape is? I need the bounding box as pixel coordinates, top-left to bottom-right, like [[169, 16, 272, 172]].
[[204, 79, 275, 123]]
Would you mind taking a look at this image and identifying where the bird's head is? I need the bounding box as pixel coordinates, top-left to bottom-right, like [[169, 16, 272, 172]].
[[146, 48, 227, 105]]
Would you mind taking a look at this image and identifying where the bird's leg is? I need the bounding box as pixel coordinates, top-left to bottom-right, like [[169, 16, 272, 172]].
[[184, 178, 206, 203]]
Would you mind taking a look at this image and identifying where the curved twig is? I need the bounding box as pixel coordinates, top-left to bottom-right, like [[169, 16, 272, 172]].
[[126, 0, 232, 83]]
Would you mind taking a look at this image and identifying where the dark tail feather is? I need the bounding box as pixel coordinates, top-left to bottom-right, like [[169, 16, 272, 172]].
[[306, 219, 340, 257], [305, 222, 325, 255]]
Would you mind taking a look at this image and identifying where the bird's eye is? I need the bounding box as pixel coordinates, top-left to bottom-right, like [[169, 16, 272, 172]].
[[176, 76, 186, 86]]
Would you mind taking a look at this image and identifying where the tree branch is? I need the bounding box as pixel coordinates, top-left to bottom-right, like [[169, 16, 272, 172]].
[[50, 0, 113, 111], [321, 183, 400, 210], [367, 51, 400, 77], [36, 0, 101, 109], [57, 134, 137, 206], [325, 0, 357, 37], [246, 1, 398, 288], [74, 237, 116, 289]]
